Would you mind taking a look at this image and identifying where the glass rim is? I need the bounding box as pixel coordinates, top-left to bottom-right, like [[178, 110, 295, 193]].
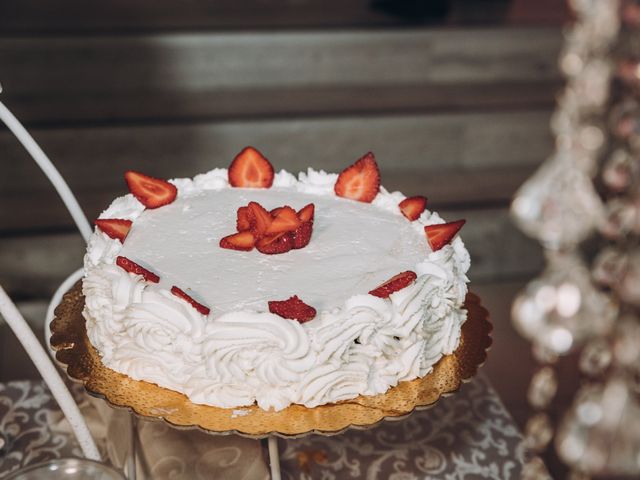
[[4, 457, 126, 480]]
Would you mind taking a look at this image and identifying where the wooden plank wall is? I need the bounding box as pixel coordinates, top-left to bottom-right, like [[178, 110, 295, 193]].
[[0, 1, 561, 303]]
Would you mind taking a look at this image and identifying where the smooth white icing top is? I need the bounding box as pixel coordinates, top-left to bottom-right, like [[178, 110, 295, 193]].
[[119, 188, 427, 313], [83, 168, 470, 411]]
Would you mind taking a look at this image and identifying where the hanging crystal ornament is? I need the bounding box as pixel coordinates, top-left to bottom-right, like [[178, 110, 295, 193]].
[[512, 253, 618, 355], [555, 377, 640, 476], [511, 156, 604, 250]]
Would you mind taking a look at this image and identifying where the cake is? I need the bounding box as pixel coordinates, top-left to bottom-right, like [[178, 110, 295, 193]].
[[83, 148, 470, 411]]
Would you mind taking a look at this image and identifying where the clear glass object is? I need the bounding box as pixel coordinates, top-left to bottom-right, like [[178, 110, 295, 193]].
[[5, 458, 126, 480], [511, 156, 603, 250], [555, 377, 640, 476], [512, 253, 617, 355]]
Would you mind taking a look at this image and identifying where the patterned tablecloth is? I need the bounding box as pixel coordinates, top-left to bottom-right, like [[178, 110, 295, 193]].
[[0, 374, 524, 479]]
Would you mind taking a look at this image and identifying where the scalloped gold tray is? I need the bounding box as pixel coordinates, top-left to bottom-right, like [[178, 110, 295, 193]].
[[51, 282, 492, 438]]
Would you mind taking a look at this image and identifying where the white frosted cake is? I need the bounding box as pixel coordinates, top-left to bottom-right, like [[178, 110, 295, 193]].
[[83, 148, 470, 411]]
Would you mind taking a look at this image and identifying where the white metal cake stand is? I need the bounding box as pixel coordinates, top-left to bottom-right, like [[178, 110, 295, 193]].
[[2, 87, 492, 480]]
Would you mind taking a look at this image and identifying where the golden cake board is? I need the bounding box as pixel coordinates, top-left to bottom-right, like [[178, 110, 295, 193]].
[[51, 282, 492, 439]]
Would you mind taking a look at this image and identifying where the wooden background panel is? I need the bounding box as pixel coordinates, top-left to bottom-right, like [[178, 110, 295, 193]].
[[0, 207, 543, 299], [0, 28, 562, 123], [0, 0, 560, 33], [1, 110, 553, 231], [0, 0, 426, 32]]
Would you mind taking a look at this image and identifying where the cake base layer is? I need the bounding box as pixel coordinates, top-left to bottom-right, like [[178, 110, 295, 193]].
[[52, 282, 492, 438]]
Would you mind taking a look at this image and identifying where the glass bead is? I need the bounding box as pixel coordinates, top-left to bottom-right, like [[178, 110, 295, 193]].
[[525, 413, 554, 452], [579, 339, 612, 377], [612, 314, 640, 367], [591, 247, 628, 287], [521, 456, 553, 480], [602, 149, 638, 192], [615, 252, 640, 306], [528, 366, 559, 409]]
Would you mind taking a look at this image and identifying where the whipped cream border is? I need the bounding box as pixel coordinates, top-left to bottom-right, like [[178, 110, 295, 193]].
[[83, 168, 470, 411]]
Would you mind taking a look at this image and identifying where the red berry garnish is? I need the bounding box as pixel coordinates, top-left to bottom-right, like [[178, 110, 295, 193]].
[[228, 146, 274, 188], [116, 256, 160, 283], [399, 196, 427, 221], [369, 271, 417, 298], [268, 295, 316, 322], [291, 221, 313, 249], [334, 152, 380, 203], [220, 231, 256, 251], [256, 232, 293, 255], [236, 206, 251, 232], [247, 201, 273, 237], [171, 286, 210, 315], [265, 206, 301, 235], [124, 171, 177, 209], [95, 218, 132, 242], [424, 220, 466, 252], [297, 203, 315, 223]]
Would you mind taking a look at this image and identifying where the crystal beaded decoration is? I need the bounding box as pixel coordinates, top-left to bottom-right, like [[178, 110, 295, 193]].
[[512, 254, 617, 354], [556, 377, 640, 475], [511, 0, 640, 476], [511, 156, 603, 250]]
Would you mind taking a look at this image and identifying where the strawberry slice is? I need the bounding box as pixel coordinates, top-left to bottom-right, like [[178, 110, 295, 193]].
[[268, 295, 316, 323], [124, 171, 177, 209], [399, 196, 427, 221], [265, 206, 301, 235], [247, 201, 273, 237], [171, 286, 210, 315], [236, 206, 251, 232], [334, 152, 381, 203], [297, 203, 315, 223], [220, 231, 256, 251], [424, 220, 466, 251], [228, 146, 275, 188], [369, 271, 417, 298], [95, 218, 132, 242], [270, 207, 285, 217], [116, 256, 160, 283], [256, 232, 293, 255], [291, 221, 313, 249]]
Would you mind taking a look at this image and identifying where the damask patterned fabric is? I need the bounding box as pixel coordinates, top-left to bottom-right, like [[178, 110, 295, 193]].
[[0, 375, 524, 479]]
